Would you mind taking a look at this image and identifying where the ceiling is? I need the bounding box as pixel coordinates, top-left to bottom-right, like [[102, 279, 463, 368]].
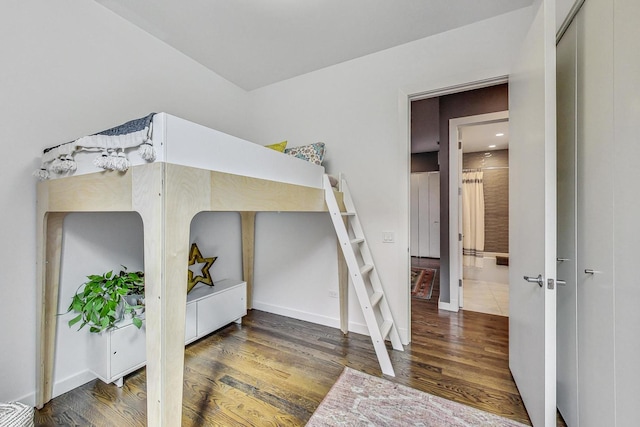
[[461, 121, 509, 153], [94, 0, 534, 91]]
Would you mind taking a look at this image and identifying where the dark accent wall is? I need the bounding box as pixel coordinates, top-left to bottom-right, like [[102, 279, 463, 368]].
[[411, 151, 439, 172], [411, 83, 508, 303], [411, 97, 439, 153], [463, 149, 509, 253]]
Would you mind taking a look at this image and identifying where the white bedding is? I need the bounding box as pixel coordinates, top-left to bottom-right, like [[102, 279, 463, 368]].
[[38, 113, 325, 189]]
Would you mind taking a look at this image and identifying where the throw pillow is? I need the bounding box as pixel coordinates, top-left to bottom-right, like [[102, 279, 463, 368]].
[[284, 142, 325, 165]]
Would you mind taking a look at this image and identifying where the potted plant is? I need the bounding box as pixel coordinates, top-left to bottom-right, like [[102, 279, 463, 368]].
[[66, 267, 145, 333]]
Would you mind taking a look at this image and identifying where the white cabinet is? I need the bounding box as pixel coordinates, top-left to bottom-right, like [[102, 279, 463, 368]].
[[87, 279, 246, 386], [410, 172, 440, 258], [87, 317, 148, 387], [184, 279, 246, 345]]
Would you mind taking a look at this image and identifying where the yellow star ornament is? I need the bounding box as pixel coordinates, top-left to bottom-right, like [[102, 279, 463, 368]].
[[187, 243, 216, 293]]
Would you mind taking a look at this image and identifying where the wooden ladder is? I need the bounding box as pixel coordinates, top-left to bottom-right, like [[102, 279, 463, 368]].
[[323, 174, 403, 376]]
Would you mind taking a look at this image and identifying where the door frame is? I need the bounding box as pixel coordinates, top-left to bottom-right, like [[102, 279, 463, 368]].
[[441, 110, 509, 311], [405, 77, 508, 326]]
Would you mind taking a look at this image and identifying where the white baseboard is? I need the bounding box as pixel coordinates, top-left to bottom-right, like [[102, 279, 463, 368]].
[[438, 299, 460, 312], [397, 327, 409, 345], [52, 370, 96, 399], [252, 301, 409, 347], [252, 300, 370, 337], [13, 392, 36, 408], [252, 300, 338, 328], [15, 370, 96, 408]]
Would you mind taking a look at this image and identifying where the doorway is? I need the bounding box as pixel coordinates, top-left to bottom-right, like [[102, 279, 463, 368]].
[[409, 83, 509, 319], [455, 115, 510, 316]]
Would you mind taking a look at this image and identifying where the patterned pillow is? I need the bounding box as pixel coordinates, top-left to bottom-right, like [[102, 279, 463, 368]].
[[284, 142, 325, 165], [265, 140, 288, 152]]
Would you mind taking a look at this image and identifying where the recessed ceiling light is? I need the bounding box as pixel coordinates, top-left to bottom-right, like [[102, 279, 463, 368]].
[[489, 144, 497, 148], [496, 133, 504, 137]]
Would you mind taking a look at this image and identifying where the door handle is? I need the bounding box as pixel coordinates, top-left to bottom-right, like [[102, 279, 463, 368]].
[[585, 269, 603, 274], [523, 274, 544, 287], [556, 279, 567, 286], [557, 258, 570, 262]]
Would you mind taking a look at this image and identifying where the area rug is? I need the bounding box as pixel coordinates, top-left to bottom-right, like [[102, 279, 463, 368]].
[[411, 267, 436, 299], [306, 367, 528, 427]]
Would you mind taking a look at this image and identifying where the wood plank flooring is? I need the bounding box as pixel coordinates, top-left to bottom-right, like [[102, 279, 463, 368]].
[[36, 273, 562, 426]]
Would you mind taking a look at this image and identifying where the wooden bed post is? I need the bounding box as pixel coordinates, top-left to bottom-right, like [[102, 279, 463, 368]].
[[134, 163, 211, 427], [35, 210, 67, 408], [240, 211, 256, 309]]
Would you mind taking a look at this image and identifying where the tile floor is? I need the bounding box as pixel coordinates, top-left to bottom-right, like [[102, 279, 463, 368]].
[[411, 257, 510, 317], [461, 279, 510, 317]]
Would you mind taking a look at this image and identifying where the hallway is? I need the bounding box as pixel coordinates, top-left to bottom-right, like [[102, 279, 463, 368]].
[[412, 257, 509, 316]]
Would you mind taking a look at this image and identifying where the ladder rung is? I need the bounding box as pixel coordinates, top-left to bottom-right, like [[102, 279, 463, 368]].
[[324, 174, 402, 376], [360, 264, 373, 275], [380, 320, 393, 340], [370, 292, 383, 307]]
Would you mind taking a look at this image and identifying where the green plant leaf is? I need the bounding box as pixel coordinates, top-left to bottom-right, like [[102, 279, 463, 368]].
[[71, 295, 83, 312], [68, 314, 82, 327], [69, 266, 145, 333], [132, 317, 143, 329]]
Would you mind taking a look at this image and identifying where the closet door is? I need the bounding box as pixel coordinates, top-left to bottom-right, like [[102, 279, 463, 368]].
[[556, 17, 578, 427], [576, 0, 616, 424], [428, 172, 440, 258], [417, 172, 431, 257], [613, 0, 640, 424], [410, 172, 440, 258], [410, 173, 420, 257]]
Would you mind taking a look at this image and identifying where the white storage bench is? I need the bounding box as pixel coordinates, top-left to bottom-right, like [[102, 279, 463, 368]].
[[87, 279, 246, 386]]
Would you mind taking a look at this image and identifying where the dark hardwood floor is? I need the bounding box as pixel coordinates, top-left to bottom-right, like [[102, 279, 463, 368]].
[[36, 266, 566, 426]]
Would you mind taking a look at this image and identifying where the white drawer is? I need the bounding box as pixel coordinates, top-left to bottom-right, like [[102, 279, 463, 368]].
[[110, 322, 146, 379], [196, 282, 246, 335], [185, 301, 197, 343]]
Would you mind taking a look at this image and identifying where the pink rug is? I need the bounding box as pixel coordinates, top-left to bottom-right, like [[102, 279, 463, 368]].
[[307, 367, 528, 426]]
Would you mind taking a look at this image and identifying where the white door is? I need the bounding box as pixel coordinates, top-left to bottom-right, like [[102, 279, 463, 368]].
[[427, 172, 440, 257], [576, 0, 615, 423], [555, 16, 578, 427], [417, 173, 431, 256], [508, 0, 556, 425], [410, 173, 420, 256], [411, 172, 440, 258]]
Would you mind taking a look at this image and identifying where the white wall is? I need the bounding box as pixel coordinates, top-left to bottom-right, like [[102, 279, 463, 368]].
[[0, 1, 534, 405], [0, 0, 249, 404], [54, 213, 145, 396], [190, 212, 244, 284], [557, 0, 580, 31], [247, 8, 533, 343]]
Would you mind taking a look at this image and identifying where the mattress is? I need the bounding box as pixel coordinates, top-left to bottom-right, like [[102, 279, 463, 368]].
[[36, 113, 325, 189]]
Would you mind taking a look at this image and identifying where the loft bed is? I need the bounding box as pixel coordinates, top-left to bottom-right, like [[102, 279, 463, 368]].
[[35, 113, 348, 426]]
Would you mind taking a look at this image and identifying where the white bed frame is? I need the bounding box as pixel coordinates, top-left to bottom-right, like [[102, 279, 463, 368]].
[[55, 113, 324, 189], [35, 114, 347, 426]]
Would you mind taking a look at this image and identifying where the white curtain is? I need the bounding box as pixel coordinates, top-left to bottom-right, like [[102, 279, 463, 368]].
[[462, 170, 485, 267]]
